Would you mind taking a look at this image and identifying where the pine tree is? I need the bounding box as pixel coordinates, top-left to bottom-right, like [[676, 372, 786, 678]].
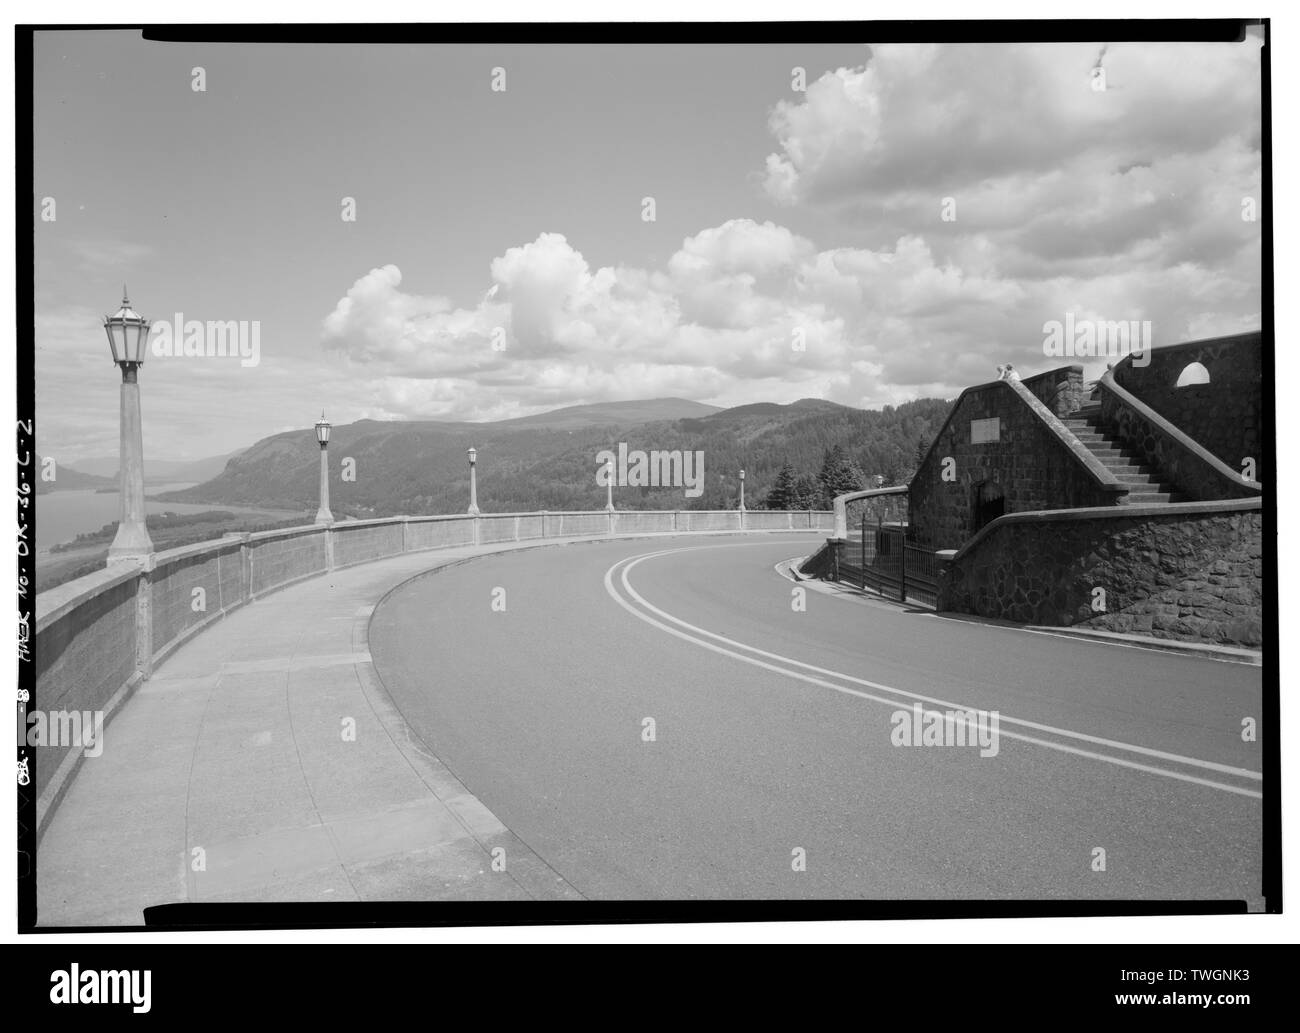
[[763, 462, 798, 509], [818, 445, 865, 504], [791, 475, 821, 510]]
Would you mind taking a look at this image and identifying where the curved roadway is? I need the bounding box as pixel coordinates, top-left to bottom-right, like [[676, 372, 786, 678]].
[[369, 533, 1263, 903]]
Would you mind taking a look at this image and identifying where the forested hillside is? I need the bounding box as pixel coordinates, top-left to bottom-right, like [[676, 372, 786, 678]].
[[160, 395, 954, 517]]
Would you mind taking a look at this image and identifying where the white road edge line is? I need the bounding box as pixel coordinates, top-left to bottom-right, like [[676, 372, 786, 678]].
[[602, 546, 1262, 799]]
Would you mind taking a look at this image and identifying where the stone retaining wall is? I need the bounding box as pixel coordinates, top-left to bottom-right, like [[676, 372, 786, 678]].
[[938, 500, 1263, 646]]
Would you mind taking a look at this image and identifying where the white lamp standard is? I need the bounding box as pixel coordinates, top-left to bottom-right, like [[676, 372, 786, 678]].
[[103, 288, 154, 563], [604, 457, 615, 512], [467, 447, 480, 515], [739, 468, 746, 512], [314, 412, 333, 525]]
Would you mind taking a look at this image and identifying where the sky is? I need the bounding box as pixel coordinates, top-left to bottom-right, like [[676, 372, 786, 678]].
[[33, 31, 1263, 464]]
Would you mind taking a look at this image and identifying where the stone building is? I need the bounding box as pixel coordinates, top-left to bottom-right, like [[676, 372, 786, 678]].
[[904, 331, 1265, 646]]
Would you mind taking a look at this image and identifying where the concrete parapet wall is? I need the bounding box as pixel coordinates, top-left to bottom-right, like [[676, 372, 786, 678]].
[[679, 511, 738, 532], [611, 511, 669, 534], [543, 512, 608, 537], [32, 510, 828, 837], [32, 566, 141, 807], [151, 538, 245, 661], [333, 520, 404, 569], [248, 527, 329, 596], [744, 511, 796, 531], [404, 515, 476, 550], [479, 515, 527, 544]]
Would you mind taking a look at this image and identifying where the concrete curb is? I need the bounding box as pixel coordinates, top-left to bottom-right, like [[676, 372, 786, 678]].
[[1020, 623, 1262, 665], [352, 598, 585, 902]]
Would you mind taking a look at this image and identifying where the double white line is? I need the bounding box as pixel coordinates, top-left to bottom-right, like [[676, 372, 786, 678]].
[[604, 543, 1263, 800]]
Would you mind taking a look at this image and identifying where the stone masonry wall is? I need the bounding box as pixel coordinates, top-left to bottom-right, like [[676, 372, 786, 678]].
[[909, 378, 1121, 550], [845, 491, 909, 533], [1021, 364, 1087, 417], [1113, 331, 1263, 474], [1099, 381, 1260, 502], [938, 505, 1262, 647]]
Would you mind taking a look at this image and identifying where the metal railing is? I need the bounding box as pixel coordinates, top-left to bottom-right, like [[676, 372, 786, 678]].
[[902, 543, 940, 608], [830, 513, 939, 608]]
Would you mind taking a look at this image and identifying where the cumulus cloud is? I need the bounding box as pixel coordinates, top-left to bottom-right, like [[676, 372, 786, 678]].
[[319, 41, 1261, 422], [316, 219, 1118, 420], [762, 42, 1260, 211]]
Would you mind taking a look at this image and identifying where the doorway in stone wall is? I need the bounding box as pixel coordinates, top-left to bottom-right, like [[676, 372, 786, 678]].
[[972, 480, 1006, 535]]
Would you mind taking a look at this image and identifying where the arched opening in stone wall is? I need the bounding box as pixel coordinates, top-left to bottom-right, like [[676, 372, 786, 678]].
[[1175, 361, 1211, 387], [971, 480, 1006, 536]]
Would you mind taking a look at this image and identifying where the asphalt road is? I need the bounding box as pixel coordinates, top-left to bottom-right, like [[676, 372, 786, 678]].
[[368, 533, 1264, 902]]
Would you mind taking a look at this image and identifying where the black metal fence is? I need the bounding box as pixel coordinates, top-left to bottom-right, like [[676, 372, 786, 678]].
[[832, 514, 939, 608], [901, 542, 940, 608]]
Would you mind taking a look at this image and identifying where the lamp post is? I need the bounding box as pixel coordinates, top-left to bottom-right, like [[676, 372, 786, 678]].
[[604, 457, 615, 513], [103, 287, 154, 564], [314, 412, 333, 525], [738, 468, 746, 512], [467, 447, 480, 515]]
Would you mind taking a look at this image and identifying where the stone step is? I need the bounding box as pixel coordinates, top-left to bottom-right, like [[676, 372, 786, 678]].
[[1097, 458, 1156, 474], [1072, 433, 1116, 444], [1115, 473, 1162, 485], [1067, 410, 1181, 502], [1121, 490, 1175, 504]]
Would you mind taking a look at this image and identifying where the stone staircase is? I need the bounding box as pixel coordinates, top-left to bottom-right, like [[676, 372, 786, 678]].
[[1062, 401, 1186, 504]]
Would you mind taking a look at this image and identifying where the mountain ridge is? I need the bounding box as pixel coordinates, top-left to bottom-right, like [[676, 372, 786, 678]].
[[159, 394, 955, 517]]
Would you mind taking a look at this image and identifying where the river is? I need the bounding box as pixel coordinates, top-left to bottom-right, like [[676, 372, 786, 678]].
[[35, 483, 307, 552]]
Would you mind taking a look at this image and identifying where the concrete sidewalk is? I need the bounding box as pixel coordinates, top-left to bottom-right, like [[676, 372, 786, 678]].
[[37, 538, 624, 926]]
